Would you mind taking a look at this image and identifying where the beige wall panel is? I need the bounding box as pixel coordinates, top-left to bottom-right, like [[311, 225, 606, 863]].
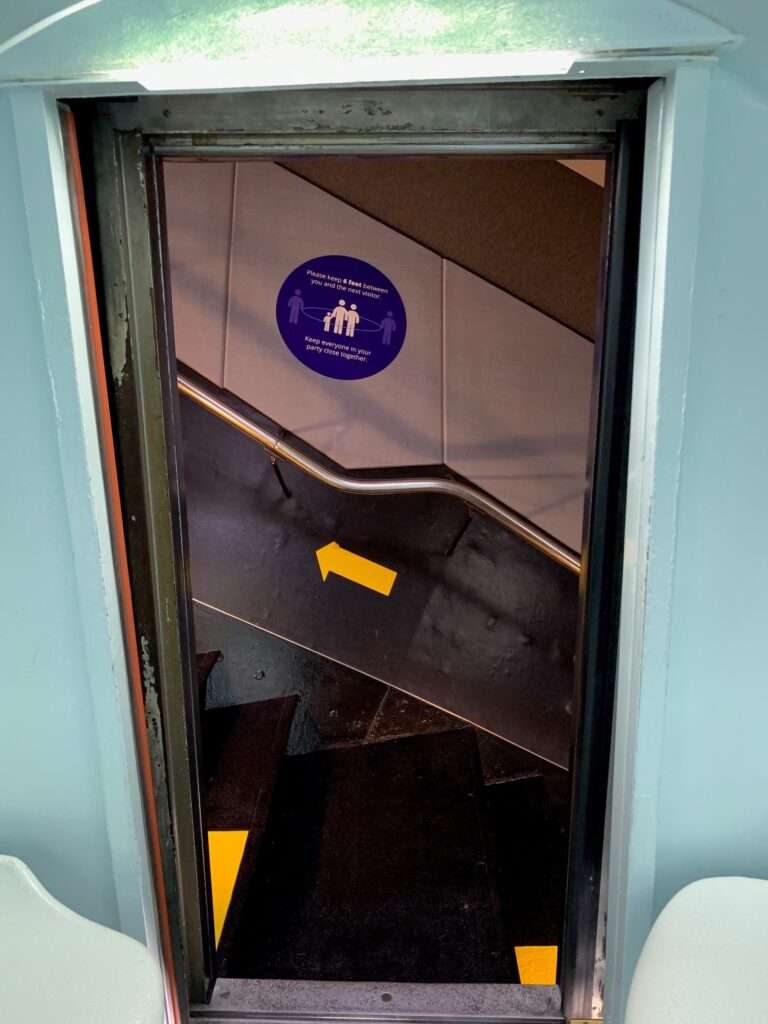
[[444, 263, 593, 551], [225, 162, 442, 470], [164, 161, 234, 385]]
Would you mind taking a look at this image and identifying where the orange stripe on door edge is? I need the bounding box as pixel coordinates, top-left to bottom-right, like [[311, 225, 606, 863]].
[[62, 110, 184, 1024]]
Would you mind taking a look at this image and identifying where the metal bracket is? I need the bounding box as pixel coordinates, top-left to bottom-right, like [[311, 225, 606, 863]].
[[270, 455, 292, 500], [445, 507, 473, 557]]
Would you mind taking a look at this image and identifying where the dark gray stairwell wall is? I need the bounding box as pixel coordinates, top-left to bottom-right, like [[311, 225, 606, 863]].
[[194, 600, 566, 788]]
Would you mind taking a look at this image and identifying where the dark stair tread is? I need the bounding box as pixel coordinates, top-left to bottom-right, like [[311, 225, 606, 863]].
[[485, 774, 569, 951], [299, 668, 386, 749], [196, 650, 220, 713], [476, 730, 552, 786], [219, 728, 516, 983], [205, 694, 298, 832], [296, 666, 557, 789], [365, 688, 466, 744]]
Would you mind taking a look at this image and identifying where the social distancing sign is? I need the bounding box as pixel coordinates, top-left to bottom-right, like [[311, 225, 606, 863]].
[[276, 254, 407, 380]]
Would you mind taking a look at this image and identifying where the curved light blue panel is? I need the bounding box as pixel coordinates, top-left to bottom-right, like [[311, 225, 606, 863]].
[[0, 856, 163, 1024]]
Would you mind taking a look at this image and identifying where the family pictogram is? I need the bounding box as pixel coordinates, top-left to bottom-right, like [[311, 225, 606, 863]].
[[310, 299, 397, 342], [320, 299, 361, 337]]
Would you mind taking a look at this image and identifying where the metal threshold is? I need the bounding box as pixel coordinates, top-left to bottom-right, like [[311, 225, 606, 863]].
[[191, 979, 563, 1023]]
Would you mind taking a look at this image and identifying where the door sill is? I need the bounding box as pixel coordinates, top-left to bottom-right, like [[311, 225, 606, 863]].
[[191, 978, 563, 1022]]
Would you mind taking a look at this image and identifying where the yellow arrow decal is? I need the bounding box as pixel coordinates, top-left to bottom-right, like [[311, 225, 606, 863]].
[[316, 541, 397, 597]]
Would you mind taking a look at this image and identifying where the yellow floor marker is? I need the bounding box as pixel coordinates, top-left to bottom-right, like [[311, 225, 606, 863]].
[[207, 830, 248, 946], [316, 541, 397, 596], [515, 945, 558, 985]]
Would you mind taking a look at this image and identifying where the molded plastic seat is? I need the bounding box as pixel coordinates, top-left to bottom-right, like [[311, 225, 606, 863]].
[[626, 876, 768, 1024], [0, 855, 164, 1024]]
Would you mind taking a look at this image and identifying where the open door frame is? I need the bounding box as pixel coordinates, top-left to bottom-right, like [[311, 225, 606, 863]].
[[561, 117, 645, 1021], [73, 82, 647, 1020]]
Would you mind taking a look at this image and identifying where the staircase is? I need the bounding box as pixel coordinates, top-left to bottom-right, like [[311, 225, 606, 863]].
[[172, 151, 586, 1004], [182, 382, 579, 770], [186, 311, 577, 986], [197, 653, 568, 986]]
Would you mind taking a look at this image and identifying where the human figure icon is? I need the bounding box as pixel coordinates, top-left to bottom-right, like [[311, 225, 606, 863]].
[[345, 303, 360, 338], [287, 288, 304, 325], [332, 299, 347, 334], [379, 311, 397, 345], [323, 311, 333, 333]]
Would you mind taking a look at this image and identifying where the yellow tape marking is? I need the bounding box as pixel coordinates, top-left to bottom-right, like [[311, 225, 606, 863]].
[[515, 945, 558, 985], [208, 830, 248, 946]]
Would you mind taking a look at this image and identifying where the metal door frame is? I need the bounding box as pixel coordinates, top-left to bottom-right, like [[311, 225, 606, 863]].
[[73, 81, 648, 1021]]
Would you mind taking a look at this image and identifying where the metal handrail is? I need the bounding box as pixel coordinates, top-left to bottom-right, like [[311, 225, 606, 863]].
[[177, 373, 581, 574]]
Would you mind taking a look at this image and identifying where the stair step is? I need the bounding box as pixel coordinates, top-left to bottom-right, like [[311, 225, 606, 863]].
[[218, 728, 516, 983], [365, 688, 466, 744], [476, 731, 551, 786], [204, 694, 298, 832], [196, 650, 220, 714], [294, 665, 385, 750], [485, 774, 569, 951]]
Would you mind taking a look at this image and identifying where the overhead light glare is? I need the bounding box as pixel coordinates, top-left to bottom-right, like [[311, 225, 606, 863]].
[[130, 50, 580, 93]]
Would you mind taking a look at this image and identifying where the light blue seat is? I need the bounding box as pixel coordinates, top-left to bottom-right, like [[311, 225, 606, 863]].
[[0, 855, 164, 1024], [626, 876, 768, 1024]]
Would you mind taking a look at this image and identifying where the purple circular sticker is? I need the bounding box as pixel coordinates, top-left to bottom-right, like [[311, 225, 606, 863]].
[[275, 255, 407, 380]]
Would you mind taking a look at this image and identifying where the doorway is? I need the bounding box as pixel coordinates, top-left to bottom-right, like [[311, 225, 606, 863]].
[[74, 83, 645, 1022]]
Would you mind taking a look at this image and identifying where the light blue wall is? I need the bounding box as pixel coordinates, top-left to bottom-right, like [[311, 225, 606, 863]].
[[604, 56, 768, 1021], [1, 4, 767, 1022], [0, 93, 120, 929], [654, 65, 768, 909]]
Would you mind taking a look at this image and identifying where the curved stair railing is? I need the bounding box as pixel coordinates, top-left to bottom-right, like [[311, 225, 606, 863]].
[[177, 372, 580, 575]]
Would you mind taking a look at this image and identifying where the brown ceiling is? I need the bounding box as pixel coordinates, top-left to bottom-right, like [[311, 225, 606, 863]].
[[278, 157, 606, 339]]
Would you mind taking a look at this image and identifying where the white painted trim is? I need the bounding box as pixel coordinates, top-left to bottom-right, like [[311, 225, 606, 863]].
[[602, 65, 712, 1023], [0, 0, 103, 57], [0, 53, 718, 97], [8, 91, 161, 959]]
